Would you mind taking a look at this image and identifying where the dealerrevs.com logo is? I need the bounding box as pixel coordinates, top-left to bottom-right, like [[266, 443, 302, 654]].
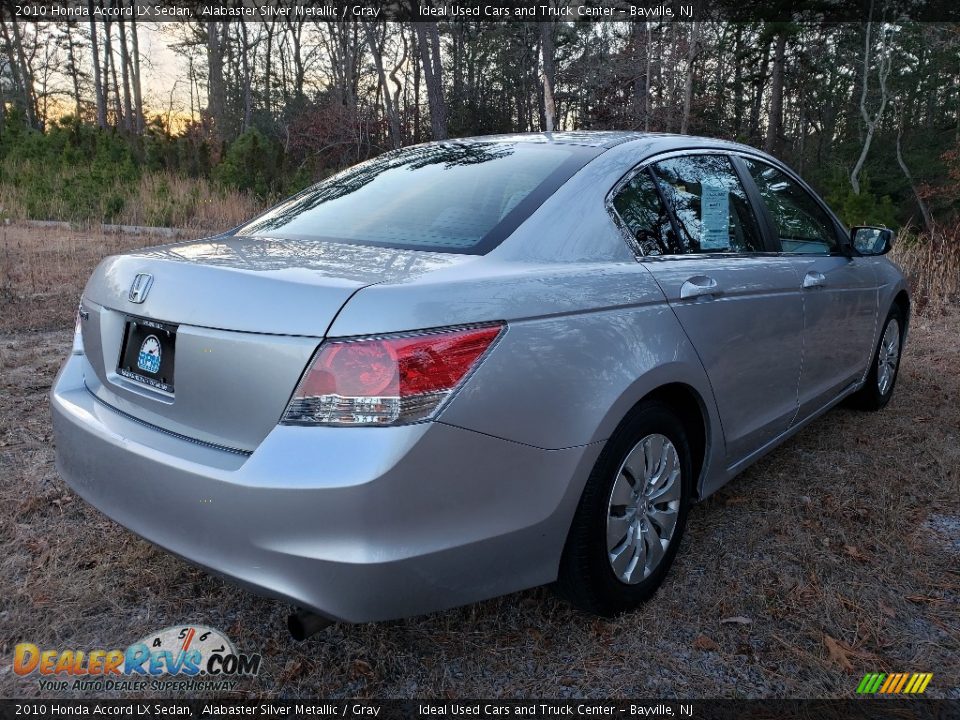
[[13, 625, 261, 693]]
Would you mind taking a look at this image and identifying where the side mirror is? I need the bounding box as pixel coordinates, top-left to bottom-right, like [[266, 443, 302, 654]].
[[850, 226, 894, 256]]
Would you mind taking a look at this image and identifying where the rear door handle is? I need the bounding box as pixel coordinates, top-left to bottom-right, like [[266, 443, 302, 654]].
[[679, 275, 721, 300], [802, 271, 826, 289]]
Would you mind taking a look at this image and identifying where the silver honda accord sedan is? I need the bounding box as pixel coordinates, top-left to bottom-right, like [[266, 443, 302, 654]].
[[51, 132, 909, 629]]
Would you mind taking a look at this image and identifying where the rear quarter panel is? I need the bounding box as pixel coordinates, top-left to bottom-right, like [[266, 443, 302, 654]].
[[329, 265, 726, 496]]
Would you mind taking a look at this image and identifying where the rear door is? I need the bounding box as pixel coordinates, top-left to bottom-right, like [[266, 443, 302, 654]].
[[736, 156, 879, 421], [610, 153, 804, 464]]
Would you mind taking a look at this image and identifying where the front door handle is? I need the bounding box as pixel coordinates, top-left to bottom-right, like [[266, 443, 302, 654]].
[[679, 275, 721, 300], [802, 271, 826, 289]]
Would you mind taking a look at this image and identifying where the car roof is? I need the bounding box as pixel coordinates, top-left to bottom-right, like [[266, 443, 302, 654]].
[[446, 131, 762, 154]]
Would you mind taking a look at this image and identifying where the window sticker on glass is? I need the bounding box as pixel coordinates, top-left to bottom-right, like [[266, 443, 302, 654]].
[[701, 184, 730, 250]]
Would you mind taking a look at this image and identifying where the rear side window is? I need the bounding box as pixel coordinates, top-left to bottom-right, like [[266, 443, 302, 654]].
[[650, 155, 764, 254], [742, 158, 839, 254], [611, 170, 679, 255], [236, 142, 595, 255]]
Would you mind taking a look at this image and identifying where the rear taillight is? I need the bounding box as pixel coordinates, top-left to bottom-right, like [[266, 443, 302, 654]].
[[72, 303, 85, 355], [281, 323, 504, 426]]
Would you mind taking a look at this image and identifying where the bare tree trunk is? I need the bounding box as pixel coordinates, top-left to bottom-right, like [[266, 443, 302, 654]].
[[240, 20, 253, 132], [363, 23, 402, 149], [732, 26, 744, 137], [117, 19, 134, 132], [130, 17, 144, 132], [540, 22, 556, 133], [0, 20, 26, 124], [207, 21, 227, 144], [1, 16, 37, 128], [896, 121, 933, 231], [628, 22, 649, 130], [415, 22, 447, 140], [103, 16, 122, 127], [389, 29, 408, 143], [87, 3, 107, 128], [264, 17, 276, 118], [65, 26, 83, 120], [680, 22, 701, 135], [664, 26, 679, 133], [850, 17, 892, 195], [765, 31, 787, 154], [749, 38, 772, 143], [411, 23, 421, 143], [645, 23, 653, 131]]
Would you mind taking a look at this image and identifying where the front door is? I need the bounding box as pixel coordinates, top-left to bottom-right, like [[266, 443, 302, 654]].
[[738, 157, 879, 420]]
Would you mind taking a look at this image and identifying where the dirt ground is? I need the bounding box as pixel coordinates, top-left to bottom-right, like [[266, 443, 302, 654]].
[[0, 223, 958, 699]]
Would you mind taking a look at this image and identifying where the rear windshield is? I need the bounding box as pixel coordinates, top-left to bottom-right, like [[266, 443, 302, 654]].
[[236, 142, 598, 254]]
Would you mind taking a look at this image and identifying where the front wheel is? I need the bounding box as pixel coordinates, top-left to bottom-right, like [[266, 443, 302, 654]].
[[849, 306, 905, 411], [555, 401, 692, 617]]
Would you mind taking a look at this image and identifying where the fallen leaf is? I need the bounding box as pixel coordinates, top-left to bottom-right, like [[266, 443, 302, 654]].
[[693, 633, 719, 651], [720, 616, 752, 625], [823, 634, 854, 671], [278, 659, 304, 683], [351, 659, 375, 679], [844, 545, 868, 561]]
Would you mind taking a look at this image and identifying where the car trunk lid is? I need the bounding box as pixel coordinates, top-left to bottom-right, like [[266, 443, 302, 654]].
[[78, 235, 469, 451]]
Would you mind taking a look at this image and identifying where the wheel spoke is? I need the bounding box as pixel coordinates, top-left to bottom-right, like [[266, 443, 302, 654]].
[[643, 434, 665, 481], [648, 506, 679, 539], [609, 472, 634, 508], [624, 535, 645, 582], [648, 443, 676, 492], [606, 512, 633, 549], [609, 525, 637, 578], [643, 516, 666, 571], [648, 473, 680, 504], [622, 448, 645, 489]]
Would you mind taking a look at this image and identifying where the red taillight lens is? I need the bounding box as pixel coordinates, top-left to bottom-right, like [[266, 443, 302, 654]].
[[282, 323, 504, 426]]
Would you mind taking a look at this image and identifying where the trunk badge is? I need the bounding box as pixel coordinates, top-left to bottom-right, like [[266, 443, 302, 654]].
[[129, 273, 154, 303]]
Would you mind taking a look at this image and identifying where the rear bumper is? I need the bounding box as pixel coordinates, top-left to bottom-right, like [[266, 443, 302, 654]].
[[51, 354, 600, 623]]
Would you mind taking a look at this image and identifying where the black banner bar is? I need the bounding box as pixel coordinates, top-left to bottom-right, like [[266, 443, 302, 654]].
[[5, 0, 960, 23], [0, 699, 956, 720]]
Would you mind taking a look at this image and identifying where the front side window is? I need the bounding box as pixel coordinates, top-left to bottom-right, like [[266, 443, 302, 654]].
[[236, 142, 595, 254], [742, 158, 839, 254], [649, 154, 765, 254]]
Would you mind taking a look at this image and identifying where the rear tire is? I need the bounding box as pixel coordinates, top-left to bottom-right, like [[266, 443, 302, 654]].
[[555, 401, 693, 617], [848, 305, 905, 411]]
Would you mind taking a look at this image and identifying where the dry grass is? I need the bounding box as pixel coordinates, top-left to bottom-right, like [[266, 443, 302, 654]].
[[119, 173, 264, 230], [889, 225, 960, 315], [0, 223, 958, 699], [0, 169, 263, 232]]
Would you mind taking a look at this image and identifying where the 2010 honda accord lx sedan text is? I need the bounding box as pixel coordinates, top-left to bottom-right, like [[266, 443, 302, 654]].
[[51, 132, 910, 631]]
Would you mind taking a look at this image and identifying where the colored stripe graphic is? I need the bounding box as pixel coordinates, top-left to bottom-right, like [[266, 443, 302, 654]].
[[856, 672, 932, 694], [879, 674, 897, 693], [893, 673, 909, 693]]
